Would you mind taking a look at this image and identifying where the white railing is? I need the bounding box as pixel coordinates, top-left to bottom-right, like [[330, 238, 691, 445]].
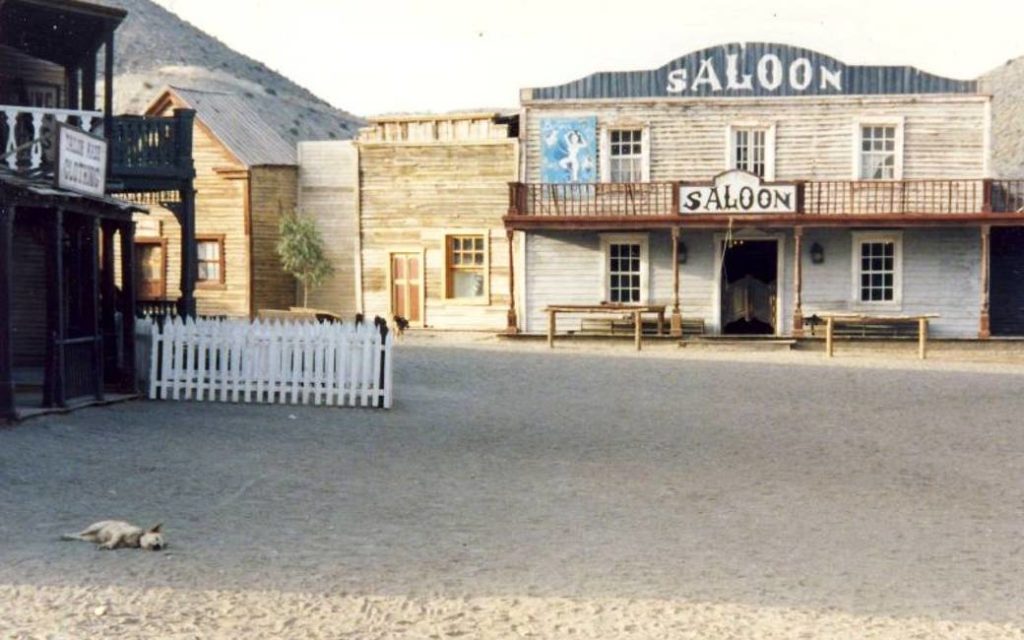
[[0, 105, 103, 171], [145, 317, 394, 409]]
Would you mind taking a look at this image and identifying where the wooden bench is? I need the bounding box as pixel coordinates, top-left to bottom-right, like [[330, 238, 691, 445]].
[[545, 304, 666, 351], [812, 313, 938, 359], [579, 316, 706, 337]]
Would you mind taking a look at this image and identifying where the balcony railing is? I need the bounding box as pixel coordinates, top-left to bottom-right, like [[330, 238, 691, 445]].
[[0, 105, 103, 172], [109, 113, 194, 180], [508, 179, 1024, 219]]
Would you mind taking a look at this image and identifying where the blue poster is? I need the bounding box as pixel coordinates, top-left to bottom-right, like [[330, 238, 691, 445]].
[[540, 117, 597, 183]]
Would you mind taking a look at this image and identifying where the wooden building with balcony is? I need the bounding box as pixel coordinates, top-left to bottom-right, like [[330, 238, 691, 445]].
[[0, 0, 195, 422], [504, 42, 1024, 339]]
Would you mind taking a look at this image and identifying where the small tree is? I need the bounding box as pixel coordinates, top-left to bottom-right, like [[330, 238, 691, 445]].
[[276, 214, 334, 308]]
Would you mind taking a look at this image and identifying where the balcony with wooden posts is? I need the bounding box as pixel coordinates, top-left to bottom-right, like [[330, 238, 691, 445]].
[[505, 178, 1024, 229]]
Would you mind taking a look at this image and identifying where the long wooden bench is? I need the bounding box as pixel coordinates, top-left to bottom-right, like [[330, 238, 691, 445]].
[[579, 316, 705, 337], [545, 304, 667, 351], [810, 313, 938, 359]]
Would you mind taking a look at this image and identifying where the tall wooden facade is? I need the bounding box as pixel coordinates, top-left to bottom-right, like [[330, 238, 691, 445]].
[[298, 113, 519, 329], [504, 42, 1024, 338], [137, 87, 297, 318], [0, 0, 195, 422]]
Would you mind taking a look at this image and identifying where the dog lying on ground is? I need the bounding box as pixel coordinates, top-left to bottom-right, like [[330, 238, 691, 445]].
[[61, 521, 165, 551]]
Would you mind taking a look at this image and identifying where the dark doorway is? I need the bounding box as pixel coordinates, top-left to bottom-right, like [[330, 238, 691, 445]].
[[991, 227, 1024, 336], [721, 239, 777, 335]]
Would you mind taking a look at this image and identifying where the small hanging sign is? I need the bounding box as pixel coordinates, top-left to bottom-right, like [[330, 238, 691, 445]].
[[680, 170, 798, 214], [55, 122, 107, 197]]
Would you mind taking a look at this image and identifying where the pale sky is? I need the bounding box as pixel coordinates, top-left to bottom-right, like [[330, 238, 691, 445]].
[[153, 0, 1024, 117]]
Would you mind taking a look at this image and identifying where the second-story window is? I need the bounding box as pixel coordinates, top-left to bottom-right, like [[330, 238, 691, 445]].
[[859, 125, 897, 180], [732, 128, 767, 177], [609, 129, 643, 183]]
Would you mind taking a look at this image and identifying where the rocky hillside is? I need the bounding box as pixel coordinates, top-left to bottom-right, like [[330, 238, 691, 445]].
[[93, 0, 363, 145], [980, 57, 1024, 179]]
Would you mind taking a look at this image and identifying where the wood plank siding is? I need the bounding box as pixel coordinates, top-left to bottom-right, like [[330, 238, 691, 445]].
[[249, 165, 298, 314], [348, 114, 519, 329], [523, 96, 986, 186], [296, 141, 360, 318], [0, 45, 66, 106]]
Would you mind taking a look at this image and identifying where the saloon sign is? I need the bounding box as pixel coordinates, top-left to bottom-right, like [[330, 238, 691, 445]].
[[680, 170, 798, 215], [55, 123, 107, 197], [666, 53, 841, 94]]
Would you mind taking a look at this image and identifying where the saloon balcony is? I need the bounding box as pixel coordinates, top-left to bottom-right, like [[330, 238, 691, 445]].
[[505, 179, 1024, 230]]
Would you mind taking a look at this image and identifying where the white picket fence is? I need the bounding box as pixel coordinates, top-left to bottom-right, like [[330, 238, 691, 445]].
[[145, 317, 393, 408]]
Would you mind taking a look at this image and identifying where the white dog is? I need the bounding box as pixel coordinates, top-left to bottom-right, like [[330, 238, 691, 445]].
[[61, 521, 165, 551]]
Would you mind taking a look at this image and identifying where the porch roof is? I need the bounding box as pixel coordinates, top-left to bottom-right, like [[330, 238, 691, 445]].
[[0, 169, 147, 215], [0, 0, 125, 67]]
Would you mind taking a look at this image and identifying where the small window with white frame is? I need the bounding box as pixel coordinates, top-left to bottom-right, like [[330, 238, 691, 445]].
[[732, 128, 767, 177], [601, 234, 648, 304], [852, 232, 902, 305], [856, 120, 904, 180], [600, 126, 649, 183], [726, 124, 776, 180]]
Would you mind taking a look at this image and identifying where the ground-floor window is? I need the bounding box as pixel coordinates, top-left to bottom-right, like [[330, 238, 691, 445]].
[[446, 234, 487, 299], [852, 232, 902, 305], [601, 234, 647, 303]]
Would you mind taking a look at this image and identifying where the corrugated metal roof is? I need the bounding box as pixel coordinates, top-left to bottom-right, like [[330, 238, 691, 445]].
[[527, 42, 978, 101], [0, 168, 147, 213], [168, 86, 297, 166]]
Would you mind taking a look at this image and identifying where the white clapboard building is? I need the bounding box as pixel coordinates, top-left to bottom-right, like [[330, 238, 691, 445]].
[[502, 42, 1024, 339]]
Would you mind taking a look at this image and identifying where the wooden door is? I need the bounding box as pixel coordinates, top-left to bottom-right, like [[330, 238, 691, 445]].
[[135, 240, 166, 301], [391, 253, 422, 324]]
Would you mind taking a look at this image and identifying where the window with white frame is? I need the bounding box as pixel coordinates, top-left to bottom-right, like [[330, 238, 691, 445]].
[[859, 125, 898, 180], [601, 235, 648, 303], [732, 127, 767, 177], [853, 233, 902, 304], [446, 234, 487, 299], [608, 129, 644, 183]]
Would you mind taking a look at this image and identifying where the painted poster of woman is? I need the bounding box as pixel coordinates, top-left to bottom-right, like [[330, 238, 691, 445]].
[[540, 117, 597, 183]]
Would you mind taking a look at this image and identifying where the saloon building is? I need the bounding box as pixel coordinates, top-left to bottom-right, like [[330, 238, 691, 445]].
[[503, 42, 1024, 338]]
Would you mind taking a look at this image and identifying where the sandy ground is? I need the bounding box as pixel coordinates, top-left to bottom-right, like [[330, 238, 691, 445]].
[[1, 335, 1023, 638]]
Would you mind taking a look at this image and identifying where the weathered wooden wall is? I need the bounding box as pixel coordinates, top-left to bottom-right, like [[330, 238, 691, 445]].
[[296, 141, 360, 318], [137, 107, 251, 317], [524, 96, 987, 182], [357, 128, 518, 329], [0, 45, 65, 105], [249, 165, 298, 314], [11, 221, 46, 366]]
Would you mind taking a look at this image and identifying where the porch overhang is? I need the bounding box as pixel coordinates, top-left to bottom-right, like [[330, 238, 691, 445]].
[[0, 0, 125, 67]]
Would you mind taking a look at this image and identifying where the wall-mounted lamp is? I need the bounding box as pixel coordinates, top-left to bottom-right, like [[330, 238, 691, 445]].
[[810, 242, 825, 265], [677, 241, 688, 264]]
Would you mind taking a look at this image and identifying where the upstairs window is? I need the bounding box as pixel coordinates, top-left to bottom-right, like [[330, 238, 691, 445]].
[[860, 125, 896, 179], [732, 128, 767, 177], [609, 129, 644, 183], [600, 126, 649, 182]]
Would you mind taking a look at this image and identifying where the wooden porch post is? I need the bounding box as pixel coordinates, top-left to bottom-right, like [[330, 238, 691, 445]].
[[793, 226, 804, 337], [119, 220, 137, 392], [44, 209, 66, 408], [103, 31, 114, 144], [670, 226, 682, 337], [179, 187, 197, 318], [980, 224, 991, 339], [81, 49, 97, 112], [87, 219, 103, 400], [505, 229, 519, 334], [100, 221, 117, 382], [0, 202, 15, 421]]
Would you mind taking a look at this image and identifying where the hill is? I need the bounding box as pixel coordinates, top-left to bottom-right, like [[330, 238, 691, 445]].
[[93, 0, 364, 146]]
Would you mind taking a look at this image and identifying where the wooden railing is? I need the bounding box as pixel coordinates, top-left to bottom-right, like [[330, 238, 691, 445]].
[[109, 111, 195, 180], [137, 299, 180, 319], [508, 179, 1024, 218], [0, 105, 103, 172]]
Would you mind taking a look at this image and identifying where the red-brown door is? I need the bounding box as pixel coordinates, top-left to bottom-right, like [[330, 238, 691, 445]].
[[135, 240, 166, 300], [391, 253, 422, 324]]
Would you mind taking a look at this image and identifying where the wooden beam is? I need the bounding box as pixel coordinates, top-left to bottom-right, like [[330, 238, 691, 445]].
[[88, 218, 103, 400], [44, 209, 66, 408], [670, 226, 682, 337], [119, 221, 137, 392], [980, 224, 991, 339], [178, 186, 197, 318], [66, 65, 79, 110], [505, 229, 518, 334], [103, 30, 114, 163], [793, 226, 804, 337], [0, 202, 15, 422], [82, 49, 98, 112], [101, 221, 117, 382]]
